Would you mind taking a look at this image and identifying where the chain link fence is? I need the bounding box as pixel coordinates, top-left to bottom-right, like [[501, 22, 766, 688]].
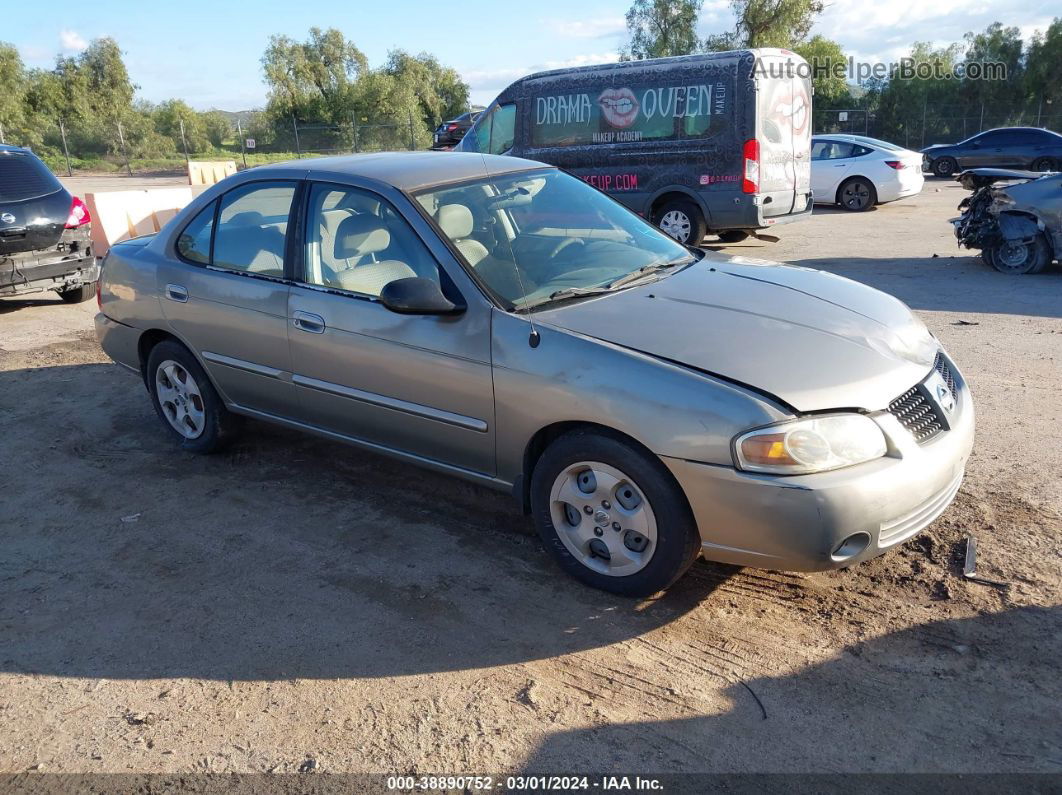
[[0, 113, 429, 177], [814, 103, 1062, 150]]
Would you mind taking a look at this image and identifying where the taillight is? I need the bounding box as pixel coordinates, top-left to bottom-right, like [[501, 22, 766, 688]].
[[885, 160, 904, 170], [742, 139, 760, 194], [447, 123, 459, 131], [66, 196, 91, 228], [95, 276, 102, 309]]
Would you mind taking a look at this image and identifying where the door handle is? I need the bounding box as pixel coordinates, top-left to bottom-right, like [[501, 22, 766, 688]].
[[165, 284, 188, 303], [292, 311, 326, 334]]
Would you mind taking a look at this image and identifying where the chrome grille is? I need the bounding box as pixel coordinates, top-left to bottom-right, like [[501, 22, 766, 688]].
[[888, 386, 945, 443], [934, 351, 956, 395]]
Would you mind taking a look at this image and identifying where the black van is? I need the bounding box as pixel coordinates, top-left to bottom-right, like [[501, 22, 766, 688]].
[[456, 49, 812, 244]]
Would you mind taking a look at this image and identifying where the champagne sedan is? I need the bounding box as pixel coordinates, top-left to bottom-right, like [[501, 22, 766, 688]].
[[95, 152, 974, 596]]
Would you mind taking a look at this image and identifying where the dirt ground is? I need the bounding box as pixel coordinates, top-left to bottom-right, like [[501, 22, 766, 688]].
[[1, 177, 1060, 778]]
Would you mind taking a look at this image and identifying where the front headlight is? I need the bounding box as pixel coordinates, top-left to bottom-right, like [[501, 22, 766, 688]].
[[733, 414, 887, 475]]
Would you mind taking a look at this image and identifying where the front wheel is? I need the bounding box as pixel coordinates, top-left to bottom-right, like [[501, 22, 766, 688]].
[[933, 157, 957, 178], [530, 430, 701, 597], [146, 340, 240, 453], [654, 199, 706, 245], [984, 233, 1052, 275], [58, 283, 95, 303]]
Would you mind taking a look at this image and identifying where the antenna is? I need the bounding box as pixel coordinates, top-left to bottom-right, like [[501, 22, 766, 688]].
[[477, 151, 540, 349]]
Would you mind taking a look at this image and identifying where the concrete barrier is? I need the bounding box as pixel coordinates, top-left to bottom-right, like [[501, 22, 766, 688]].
[[86, 188, 196, 257], [188, 160, 237, 186]]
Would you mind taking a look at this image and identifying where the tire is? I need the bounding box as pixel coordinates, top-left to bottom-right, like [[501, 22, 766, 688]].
[[530, 429, 701, 597], [654, 199, 707, 245], [1032, 156, 1055, 173], [58, 283, 95, 303], [146, 340, 240, 453], [933, 157, 957, 178], [984, 233, 1052, 275], [717, 230, 750, 243], [837, 177, 877, 212]]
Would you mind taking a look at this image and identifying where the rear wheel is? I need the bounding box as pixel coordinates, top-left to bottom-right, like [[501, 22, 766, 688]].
[[530, 430, 701, 597], [146, 340, 240, 453], [58, 283, 95, 303], [654, 199, 706, 245], [933, 157, 957, 178], [717, 230, 750, 243], [984, 233, 1052, 275], [837, 177, 877, 211], [1032, 156, 1055, 173]]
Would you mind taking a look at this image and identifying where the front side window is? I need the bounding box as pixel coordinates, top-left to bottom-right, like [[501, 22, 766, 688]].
[[458, 103, 515, 154], [211, 182, 296, 277], [415, 169, 696, 309], [302, 183, 440, 297], [176, 202, 215, 264]]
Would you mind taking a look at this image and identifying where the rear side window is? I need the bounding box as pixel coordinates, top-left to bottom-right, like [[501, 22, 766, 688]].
[[530, 81, 729, 148], [0, 152, 63, 202]]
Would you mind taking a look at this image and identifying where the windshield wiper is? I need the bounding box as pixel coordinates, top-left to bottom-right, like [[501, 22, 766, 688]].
[[605, 257, 691, 290], [520, 285, 612, 311]]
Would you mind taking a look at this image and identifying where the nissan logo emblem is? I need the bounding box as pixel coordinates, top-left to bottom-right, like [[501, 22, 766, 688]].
[[936, 383, 955, 413], [0, 212, 15, 224]]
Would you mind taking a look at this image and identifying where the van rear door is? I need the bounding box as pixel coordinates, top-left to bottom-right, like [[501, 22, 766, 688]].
[[754, 52, 811, 219]]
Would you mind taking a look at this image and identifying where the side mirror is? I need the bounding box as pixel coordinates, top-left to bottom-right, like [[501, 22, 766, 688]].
[[379, 277, 464, 316]]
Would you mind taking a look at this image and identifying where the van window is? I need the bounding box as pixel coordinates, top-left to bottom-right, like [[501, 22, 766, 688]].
[[530, 81, 728, 148]]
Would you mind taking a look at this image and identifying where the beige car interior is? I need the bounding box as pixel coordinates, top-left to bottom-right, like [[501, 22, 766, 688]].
[[212, 211, 287, 278], [435, 204, 489, 267]]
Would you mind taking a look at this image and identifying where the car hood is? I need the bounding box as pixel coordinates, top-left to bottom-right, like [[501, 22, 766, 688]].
[[921, 143, 952, 153], [536, 256, 937, 413]]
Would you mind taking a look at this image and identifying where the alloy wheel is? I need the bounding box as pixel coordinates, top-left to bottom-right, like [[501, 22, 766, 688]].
[[841, 181, 872, 210], [155, 359, 206, 439], [549, 461, 657, 577]]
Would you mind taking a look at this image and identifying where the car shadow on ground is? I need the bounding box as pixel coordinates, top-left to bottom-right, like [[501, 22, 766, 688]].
[[517, 605, 1062, 775], [0, 361, 738, 682], [0, 295, 64, 314]]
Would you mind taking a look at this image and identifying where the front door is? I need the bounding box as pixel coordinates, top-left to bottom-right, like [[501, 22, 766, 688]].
[[156, 180, 298, 417], [286, 182, 495, 476]]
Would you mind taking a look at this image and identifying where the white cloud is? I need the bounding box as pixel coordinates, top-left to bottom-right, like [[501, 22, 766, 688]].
[[541, 16, 626, 39], [59, 29, 89, 53], [463, 51, 621, 102]]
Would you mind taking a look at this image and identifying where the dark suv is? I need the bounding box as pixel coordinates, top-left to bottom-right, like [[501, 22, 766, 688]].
[[922, 127, 1062, 178], [0, 144, 97, 303], [431, 111, 481, 149]]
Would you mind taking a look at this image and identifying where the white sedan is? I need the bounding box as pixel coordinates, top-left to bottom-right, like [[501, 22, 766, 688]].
[[811, 134, 924, 211]]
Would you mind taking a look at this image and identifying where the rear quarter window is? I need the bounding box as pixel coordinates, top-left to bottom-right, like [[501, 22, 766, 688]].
[[0, 152, 64, 202]]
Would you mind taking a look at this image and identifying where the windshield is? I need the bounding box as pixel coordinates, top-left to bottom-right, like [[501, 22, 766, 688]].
[[414, 169, 696, 309]]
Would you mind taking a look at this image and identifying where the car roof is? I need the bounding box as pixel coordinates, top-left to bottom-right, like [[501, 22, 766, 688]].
[[0, 144, 30, 154], [263, 151, 549, 191]]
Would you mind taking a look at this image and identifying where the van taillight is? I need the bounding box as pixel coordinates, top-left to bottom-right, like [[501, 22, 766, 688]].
[[65, 196, 91, 228], [742, 139, 760, 194]]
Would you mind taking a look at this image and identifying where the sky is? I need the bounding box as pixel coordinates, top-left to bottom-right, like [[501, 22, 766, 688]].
[[4, 0, 1059, 112]]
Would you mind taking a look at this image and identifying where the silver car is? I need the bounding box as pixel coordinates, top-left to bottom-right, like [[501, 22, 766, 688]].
[[95, 152, 974, 596]]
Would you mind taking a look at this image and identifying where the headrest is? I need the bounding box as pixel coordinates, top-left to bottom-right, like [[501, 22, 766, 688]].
[[335, 213, 390, 259], [437, 204, 474, 240], [227, 211, 265, 228]]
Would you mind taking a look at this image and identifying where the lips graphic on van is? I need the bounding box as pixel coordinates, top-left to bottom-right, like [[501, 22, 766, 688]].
[[770, 89, 809, 138], [598, 88, 639, 128]]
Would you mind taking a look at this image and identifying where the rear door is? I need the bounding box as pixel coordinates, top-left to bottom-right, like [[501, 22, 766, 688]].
[[156, 180, 299, 418], [755, 53, 812, 217]]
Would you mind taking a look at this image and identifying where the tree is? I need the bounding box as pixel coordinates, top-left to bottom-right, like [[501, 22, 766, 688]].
[[793, 35, 849, 107], [153, 99, 209, 152], [620, 0, 703, 61], [385, 50, 469, 127], [1024, 18, 1062, 115], [199, 110, 232, 148], [262, 27, 367, 123], [734, 0, 823, 48]]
